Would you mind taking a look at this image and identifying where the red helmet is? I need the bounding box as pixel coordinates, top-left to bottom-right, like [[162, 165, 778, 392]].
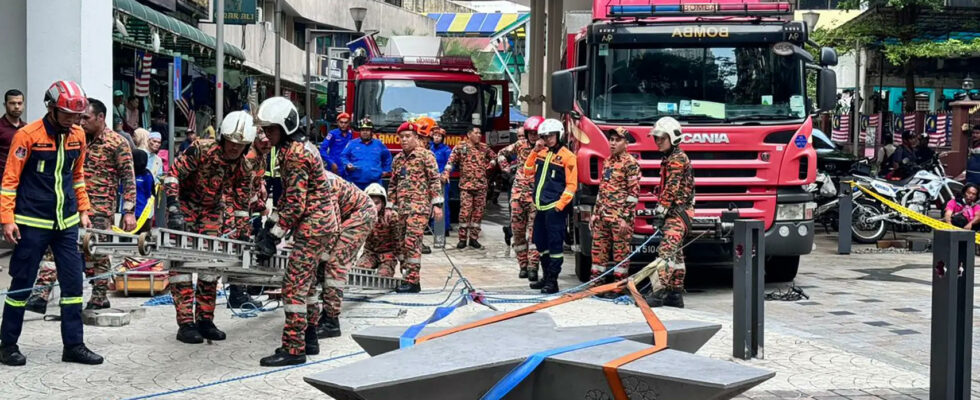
[[44, 80, 88, 114], [523, 116, 544, 133]]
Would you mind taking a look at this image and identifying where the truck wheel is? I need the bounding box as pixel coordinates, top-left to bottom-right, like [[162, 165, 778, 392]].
[[764, 256, 799, 283], [574, 251, 591, 283]]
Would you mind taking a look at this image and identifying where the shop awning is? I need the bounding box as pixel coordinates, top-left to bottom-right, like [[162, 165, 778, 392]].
[[427, 13, 528, 37], [113, 0, 245, 63]]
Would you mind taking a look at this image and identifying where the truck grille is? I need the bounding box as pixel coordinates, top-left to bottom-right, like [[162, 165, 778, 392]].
[[642, 169, 756, 178], [640, 151, 758, 160]]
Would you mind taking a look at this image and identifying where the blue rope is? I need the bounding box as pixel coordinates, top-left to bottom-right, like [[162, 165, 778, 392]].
[[399, 295, 467, 349], [123, 351, 365, 400]]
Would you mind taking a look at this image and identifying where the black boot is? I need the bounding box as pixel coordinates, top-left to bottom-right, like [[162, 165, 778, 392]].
[[527, 269, 539, 282], [421, 244, 432, 254], [260, 348, 306, 367], [644, 290, 667, 308], [663, 291, 685, 308], [540, 279, 559, 294], [518, 269, 528, 279], [395, 282, 421, 293], [317, 316, 342, 339], [469, 240, 482, 249], [25, 297, 47, 314], [456, 241, 467, 249], [0, 344, 26, 366], [305, 326, 320, 355], [529, 272, 549, 290], [197, 319, 226, 341], [176, 323, 204, 344], [62, 344, 103, 365], [227, 285, 262, 309]]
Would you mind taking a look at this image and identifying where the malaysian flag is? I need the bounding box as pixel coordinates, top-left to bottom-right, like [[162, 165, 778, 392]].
[[134, 51, 152, 97], [864, 114, 880, 145], [832, 114, 850, 143], [176, 93, 195, 134], [926, 113, 949, 147]]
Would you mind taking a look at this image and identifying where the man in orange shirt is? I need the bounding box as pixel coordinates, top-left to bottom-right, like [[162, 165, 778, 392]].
[[0, 81, 103, 366]]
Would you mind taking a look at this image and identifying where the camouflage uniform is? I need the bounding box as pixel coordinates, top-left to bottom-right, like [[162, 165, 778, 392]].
[[316, 173, 376, 319], [223, 149, 266, 240], [389, 147, 443, 284], [653, 146, 695, 291], [498, 139, 539, 274], [274, 140, 339, 356], [445, 141, 495, 241], [356, 208, 400, 277], [31, 128, 135, 306], [591, 152, 640, 284], [164, 139, 260, 325]]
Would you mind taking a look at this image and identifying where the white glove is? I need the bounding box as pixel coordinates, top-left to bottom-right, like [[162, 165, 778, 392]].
[[631, 257, 668, 285]]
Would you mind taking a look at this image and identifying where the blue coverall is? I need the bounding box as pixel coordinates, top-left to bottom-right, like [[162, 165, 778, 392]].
[[430, 142, 452, 231], [340, 138, 392, 189], [319, 128, 352, 179]]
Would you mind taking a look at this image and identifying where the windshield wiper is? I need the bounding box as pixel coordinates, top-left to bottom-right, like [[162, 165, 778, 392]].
[[725, 114, 802, 122]]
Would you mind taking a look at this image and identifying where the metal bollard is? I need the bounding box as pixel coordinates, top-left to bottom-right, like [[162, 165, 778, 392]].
[[733, 219, 764, 360], [930, 230, 974, 400], [837, 178, 852, 255]]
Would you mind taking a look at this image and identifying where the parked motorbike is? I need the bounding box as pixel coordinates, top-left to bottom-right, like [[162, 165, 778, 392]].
[[847, 155, 962, 243]]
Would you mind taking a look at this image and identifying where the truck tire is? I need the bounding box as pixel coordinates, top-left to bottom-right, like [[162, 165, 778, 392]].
[[764, 256, 799, 283], [575, 251, 591, 283]]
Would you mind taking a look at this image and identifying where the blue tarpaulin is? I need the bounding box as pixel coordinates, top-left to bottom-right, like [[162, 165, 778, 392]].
[[510, 109, 527, 124]]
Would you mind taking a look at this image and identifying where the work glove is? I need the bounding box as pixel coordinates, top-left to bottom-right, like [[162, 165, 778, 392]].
[[254, 227, 280, 263], [650, 204, 667, 230], [167, 207, 186, 231], [630, 257, 668, 286]]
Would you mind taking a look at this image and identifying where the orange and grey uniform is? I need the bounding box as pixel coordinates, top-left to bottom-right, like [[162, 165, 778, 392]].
[[317, 172, 376, 319], [498, 139, 539, 274], [164, 139, 256, 325], [591, 152, 640, 282], [523, 145, 577, 285], [653, 146, 695, 291], [356, 207, 400, 276], [0, 118, 90, 347], [445, 141, 495, 241], [272, 140, 339, 356], [388, 147, 443, 284], [33, 128, 136, 305]]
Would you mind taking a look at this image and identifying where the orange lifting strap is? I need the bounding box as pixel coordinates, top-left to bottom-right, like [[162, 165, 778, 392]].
[[415, 280, 668, 400]]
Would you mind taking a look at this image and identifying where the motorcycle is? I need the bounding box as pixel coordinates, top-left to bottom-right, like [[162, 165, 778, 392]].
[[847, 155, 962, 243]]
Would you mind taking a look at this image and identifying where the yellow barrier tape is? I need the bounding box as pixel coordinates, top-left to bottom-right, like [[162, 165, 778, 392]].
[[849, 182, 980, 244], [111, 196, 154, 234]]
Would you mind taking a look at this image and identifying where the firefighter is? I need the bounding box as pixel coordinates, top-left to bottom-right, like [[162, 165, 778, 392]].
[[388, 121, 444, 293], [429, 127, 451, 235], [356, 183, 400, 277], [314, 171, 377, 339], [590, 127, 640, 297], [26, 98, 137, 311], [497, 116, 542, 281], [414, 117, 438, 254], [524, 118, 577, 294], [639, 117, 694, 308], [253, 97, 339, 367], [164, 110, 261, 344], [319, 112, 353, 177], [339, 118, 391, 190], [0, 80, 103, 366], [443, 126, 496, 249], [224, 146, 267, 309]]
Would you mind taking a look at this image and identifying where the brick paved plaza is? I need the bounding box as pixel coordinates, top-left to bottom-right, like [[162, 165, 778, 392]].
[[0, 220, 976, 400]]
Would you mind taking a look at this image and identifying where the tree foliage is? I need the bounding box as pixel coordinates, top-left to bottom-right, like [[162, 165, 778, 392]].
[[442, 39, 499, 79]]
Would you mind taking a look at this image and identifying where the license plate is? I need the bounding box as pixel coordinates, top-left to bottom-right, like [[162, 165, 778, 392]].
[[630, 244, 658, 255]]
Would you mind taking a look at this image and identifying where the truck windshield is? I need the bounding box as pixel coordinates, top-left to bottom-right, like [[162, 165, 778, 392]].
[[589, 46, 805, 123], [356, 79, 482, 131]]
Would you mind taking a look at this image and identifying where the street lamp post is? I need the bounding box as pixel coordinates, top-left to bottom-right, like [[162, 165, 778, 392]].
[[802, 11, 820, 33], [304, 7, 368, 137]]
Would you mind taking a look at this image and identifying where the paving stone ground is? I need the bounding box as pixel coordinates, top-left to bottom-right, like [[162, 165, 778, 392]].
[[0, 205, 977, 399]]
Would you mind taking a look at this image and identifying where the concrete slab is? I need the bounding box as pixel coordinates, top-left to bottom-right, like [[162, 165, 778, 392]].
[[81, 307, 145, 327]]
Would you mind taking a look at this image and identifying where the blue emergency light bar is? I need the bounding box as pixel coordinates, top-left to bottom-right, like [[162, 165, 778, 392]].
[[608, 2, 791, 16]]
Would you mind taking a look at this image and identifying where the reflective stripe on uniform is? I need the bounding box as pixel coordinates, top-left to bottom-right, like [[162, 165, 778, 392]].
[[283, 304, 307, 313], [1, 189, 16, 196], [265, 147, 279, 177], [533, 153, 553, 209], [233, 210, 249, 217], [14, 214, 54, 229], [60, 297, 83, 306], [73, 181, 85, 189], [306, 296, 319, 304], [406, 257, 421, 264], [62, 212, 80, 228], [5, 297, 26, 307], [513, 244, 527, 251], [626, 196, 638, 203], [163, 176, 178, 185], [170, 274, 193, 283], [54, 136, 66, 229], [431, 196, 445, 205], [199, 274, 218, 282], [324, 278, 345, 288], [539, 251, 549, 256], [550, 253, 563, 259]]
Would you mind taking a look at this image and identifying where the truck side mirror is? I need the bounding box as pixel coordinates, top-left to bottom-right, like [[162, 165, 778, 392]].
[[817, 68, 837, 112], [820, 47, 838, 67], [551, 69, 575, 114]]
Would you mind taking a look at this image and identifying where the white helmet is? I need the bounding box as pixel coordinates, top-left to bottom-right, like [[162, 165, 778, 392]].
[[537, 118, 565, 141], [364, 183, 387, 205], [256, 97, 299, 135], [219, 111, 257, 145], [651, 116, 683, 145]]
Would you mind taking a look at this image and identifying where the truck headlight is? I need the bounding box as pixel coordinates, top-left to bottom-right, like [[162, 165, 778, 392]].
[[776, 203, 806, 221]]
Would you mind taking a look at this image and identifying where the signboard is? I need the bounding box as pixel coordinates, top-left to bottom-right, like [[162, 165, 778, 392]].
[[219, 0, 257, 25], [173, 56, 182, 101], [180, 0, 210, 17]]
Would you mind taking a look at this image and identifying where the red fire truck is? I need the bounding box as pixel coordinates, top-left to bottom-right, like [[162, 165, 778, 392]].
[[551, 0, 839, 282]]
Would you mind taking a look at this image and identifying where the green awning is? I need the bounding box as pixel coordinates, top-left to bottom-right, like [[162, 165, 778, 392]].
[[113, 0, 245, 62]]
